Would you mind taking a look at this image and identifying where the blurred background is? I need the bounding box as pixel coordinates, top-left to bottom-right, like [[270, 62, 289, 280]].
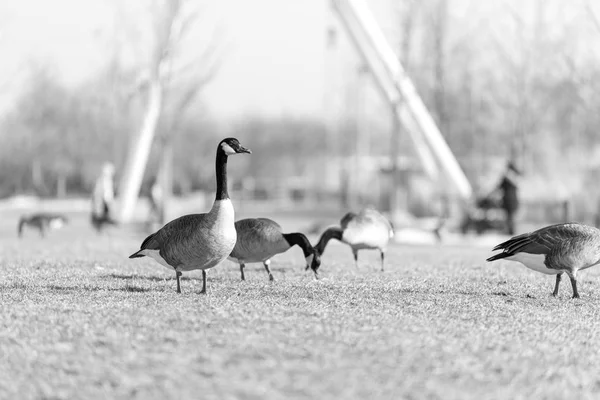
[[2, 0, 600, 237]]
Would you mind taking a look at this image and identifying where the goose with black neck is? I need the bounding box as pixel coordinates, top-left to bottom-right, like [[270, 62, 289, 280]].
[[229, 218, 320, 281], [129, 137, 251, 294]]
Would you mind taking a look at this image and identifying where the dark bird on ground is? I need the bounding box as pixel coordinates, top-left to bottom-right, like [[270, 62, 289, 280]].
[[128, 138, 251, 294], [229, 218, 320, 280], [487, 223, 600, 298], [314, 208, 394, 271], [18, 213, 68, 238]]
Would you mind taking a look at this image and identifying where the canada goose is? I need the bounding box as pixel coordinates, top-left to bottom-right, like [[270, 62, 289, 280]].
[[487, 223, 600, 298], [229, 218, 320, 280], [314, 208, 394, 271], [129, 138, 251, 294], [18, 213, 69, 238]]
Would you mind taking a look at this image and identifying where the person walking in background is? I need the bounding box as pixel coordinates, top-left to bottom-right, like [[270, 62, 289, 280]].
[[91, 162, 118, 232], [147, 176, 163, 231], [494, 161, 521, 235]]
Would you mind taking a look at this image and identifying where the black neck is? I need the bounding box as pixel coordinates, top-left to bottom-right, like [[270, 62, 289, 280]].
[[314, 227, 343, 255], [215, 148, 229, 200], [283, 233, 314, 257]]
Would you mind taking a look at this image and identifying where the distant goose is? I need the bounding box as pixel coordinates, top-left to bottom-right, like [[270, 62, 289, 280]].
[[229, 218, 320, 281], [314, 208, 394, 271], [129, 138, 251, 294], [487, 223, 600, 298], [18, 213, 68, 238]]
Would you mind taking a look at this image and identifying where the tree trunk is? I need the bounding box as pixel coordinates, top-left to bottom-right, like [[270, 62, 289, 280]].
[[118, 79, 163, 222], [157, 137, 173, 225]]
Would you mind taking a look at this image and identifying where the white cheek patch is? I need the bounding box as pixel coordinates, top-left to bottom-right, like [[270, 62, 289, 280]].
[[221, 143, 236, 155], [305, 254, 314, 267]]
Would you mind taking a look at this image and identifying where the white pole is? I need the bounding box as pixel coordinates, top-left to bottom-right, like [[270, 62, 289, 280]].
[[334, 0, 472, 201], [331, 0, 439, 181]]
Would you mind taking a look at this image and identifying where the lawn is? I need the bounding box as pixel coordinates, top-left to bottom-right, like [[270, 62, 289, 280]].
[[2, 212, 600, 399]]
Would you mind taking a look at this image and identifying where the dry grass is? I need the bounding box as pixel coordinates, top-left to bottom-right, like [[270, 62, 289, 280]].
[[2, 214, 600, 399]]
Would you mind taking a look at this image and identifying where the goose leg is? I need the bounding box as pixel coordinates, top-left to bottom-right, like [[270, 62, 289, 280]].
[[352, 250, 359, 268], [568, 272, 579, 299], [263, 259, 274, 281], [240, 263, 246, 281], [552, 273, 562, 297], [176, 271, 182, 294], [199, 270, 207, 294]]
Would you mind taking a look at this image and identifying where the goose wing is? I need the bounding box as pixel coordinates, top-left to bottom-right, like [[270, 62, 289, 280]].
[[492, 223, 594, 256], [130, 214, 205, 262], [232, 218, 285, 260]]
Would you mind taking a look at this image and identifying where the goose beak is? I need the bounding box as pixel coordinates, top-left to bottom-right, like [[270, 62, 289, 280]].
[[237, 146, 252, 154]]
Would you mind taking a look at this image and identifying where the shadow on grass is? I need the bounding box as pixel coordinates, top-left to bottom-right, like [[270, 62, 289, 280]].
[[397, 287, 481, 296], [102, 273, 172, 282], [45, 284, 153, 293], [102, 273, 228, 283]]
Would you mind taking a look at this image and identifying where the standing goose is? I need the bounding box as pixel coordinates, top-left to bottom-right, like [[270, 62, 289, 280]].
[[229, 218, 320, 281], [487, 223, 600, 298], [314, 208, 394, 271], [129, 138, 251, 294]]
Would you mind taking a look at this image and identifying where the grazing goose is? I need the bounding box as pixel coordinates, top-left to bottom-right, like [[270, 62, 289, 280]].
[[314, 208, 394, 271], [487, 223, 600, 298], [18, 213, 68, 238], [229, 218, 320, 281], [129, 138, 251, 294]]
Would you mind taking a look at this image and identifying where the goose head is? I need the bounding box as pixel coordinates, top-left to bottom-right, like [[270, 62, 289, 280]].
[[219, 138, 252, 156], [306, 248, 321, 276]]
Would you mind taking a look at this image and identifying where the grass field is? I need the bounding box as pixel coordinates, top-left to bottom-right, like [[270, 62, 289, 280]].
[[2, 211, 600, 399]]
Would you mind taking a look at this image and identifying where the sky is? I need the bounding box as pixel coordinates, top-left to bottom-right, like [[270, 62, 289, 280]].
[[2, 0, 596, 120], [0, 0, 342, 119]]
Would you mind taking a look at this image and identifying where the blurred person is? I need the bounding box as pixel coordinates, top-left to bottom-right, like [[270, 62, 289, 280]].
[[91, 162, 118, 232], [491, 161, 521, 235], [147, 176, 163, 229]]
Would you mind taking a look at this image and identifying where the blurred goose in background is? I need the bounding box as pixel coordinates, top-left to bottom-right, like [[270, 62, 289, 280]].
[[487, 223, 600, 298], [229, 218, 320, 280], [129, 138, 251, 294], [314, 208, 394, 271], [18, 213, 69, 238]]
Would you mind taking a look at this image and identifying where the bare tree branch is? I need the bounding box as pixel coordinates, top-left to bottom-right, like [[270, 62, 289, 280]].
[[586, 0, 600, 34]]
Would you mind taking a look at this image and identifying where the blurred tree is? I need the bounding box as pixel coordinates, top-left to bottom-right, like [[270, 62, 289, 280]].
[[118, 0, 223, 222]]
